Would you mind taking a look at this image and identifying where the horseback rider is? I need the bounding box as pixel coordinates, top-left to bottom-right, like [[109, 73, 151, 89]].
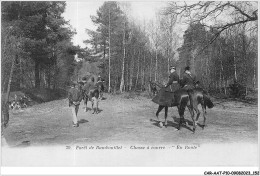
[[152, 66, 180, 107], [96, 75, 105, 99], [97, 75, 102, 82], [165, 66, 180, 92], [68, 82, 83, 127], [182, 66, 197, 90]]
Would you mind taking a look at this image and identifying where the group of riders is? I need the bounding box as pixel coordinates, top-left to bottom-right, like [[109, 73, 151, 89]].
[[152, 66, 214, 133], [152, 65, 198, 106], [68, 75, 104, 127]]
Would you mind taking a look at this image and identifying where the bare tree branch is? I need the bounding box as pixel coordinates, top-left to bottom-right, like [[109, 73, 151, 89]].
[[163, 1, 258, 59]]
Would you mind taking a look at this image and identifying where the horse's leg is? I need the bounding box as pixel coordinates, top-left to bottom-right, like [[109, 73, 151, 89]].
[[201, 101, 206, 129], [187, 93, 196, 133], [95, 96, 99, 114], [177, 105, 185, 130], [85, 97, 88, 112], [193, 104, 200, 126], [100, 91, 103, 100], [93, 97, 98, 114], [156, 105, 164, 118], [156, 105, 164, 127], [91, 97, 95, 114], [188, 105, 196, 133], [98, 89, 101, 100], [164, 106, 168, 127], [97, 99, 99, 114]]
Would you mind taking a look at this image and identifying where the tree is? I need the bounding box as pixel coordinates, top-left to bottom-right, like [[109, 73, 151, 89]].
[[2, 1, 76, 92], [164, 1, 258, 50]]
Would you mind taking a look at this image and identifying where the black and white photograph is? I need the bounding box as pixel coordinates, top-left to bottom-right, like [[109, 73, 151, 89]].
[[1, 1, 259, 175]]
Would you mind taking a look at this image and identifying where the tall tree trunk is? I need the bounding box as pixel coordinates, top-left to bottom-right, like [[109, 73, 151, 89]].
[[253, 57, 256, 88], [167, 48, 170, 75], [120, 21, 126, 93], [47, 65, 51, 89], [142, 51, 145, 90], [129, 48, 134, 91], [149, 51, 152, 82], [135, 49, 140, 89], [108, 6, 111, 93], [20, 56, 24, 89], [35, 60, 40, 88], [242, 27, 247, 94], [5, 55, 16, 103], [155, 48, 158, 82], [219, 44, 225, 94], [125, 51, 128, 91], [233, 35, 237, 82], [103, 40, 106, 59]]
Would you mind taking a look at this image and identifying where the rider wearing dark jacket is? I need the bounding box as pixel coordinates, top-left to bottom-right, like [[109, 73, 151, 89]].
[[182, 66, 197, 90], [165, 66, 180, 92], [152, 66, 180, 107]]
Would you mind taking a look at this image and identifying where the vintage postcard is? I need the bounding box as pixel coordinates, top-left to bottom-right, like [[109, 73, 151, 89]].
[[1, 1, 259, 175]]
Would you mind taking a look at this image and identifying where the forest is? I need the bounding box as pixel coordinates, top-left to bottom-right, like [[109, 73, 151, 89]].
[[1, 1, 258, 103]]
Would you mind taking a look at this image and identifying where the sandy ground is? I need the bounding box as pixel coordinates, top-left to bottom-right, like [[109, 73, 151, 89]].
[[2, 93, 258, 146], [1, 93, 258, 167]]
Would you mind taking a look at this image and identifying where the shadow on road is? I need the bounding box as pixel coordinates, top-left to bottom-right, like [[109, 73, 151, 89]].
[[78, 119, 89, 124], [150, 118, 194, 132], [83, 107, 92, 111]]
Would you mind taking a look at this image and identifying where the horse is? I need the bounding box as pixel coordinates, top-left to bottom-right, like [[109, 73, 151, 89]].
[[154, 82, 214, 132], [82, 83, 100, 114], [96, 81, 105, 100], [154, 87, 196, 132], [187, 87, 214, 129], [88, 88, 99, 114], [179, 79, 214, 129]]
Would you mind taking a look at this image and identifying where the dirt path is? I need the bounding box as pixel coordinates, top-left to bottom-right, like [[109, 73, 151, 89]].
[[3, 93, 258, 147]]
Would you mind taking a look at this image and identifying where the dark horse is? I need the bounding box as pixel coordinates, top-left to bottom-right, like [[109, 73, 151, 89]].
[[179, 80, 214, 129], [155, 88, 195, 132], [187, 87, 214, 129], [96, 81, 105, 100], [82, 83, 100, 114], [155, 85, 214, 133]]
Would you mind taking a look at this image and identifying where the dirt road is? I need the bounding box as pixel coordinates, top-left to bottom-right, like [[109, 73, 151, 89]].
[[3, 93, 258, 147]]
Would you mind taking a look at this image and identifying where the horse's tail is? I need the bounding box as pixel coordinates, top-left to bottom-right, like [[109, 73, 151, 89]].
[[203, 94, 214, 109]]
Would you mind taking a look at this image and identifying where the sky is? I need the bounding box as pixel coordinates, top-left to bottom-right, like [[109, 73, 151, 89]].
[[62, 1, 167, 48]]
